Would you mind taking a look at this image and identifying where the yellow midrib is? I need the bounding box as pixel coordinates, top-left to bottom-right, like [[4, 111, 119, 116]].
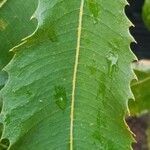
[[70, 0, 84, 150]]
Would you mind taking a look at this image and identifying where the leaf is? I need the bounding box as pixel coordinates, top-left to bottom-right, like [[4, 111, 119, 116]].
[[129, 60, 150, 115], [0, 0, 136, 149], [0, 0, 7, 8], [0, 0, 37, 148], [142, 0, 150, 30], [0, 0, 38, 89]]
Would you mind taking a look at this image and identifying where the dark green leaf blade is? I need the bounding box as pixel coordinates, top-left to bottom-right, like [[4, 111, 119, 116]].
[[142, 0, 150, 30], [0, 0, 136, 149], [0, 0, 38, 89]]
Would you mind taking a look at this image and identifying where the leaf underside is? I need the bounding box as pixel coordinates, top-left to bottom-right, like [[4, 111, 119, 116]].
[[0, 0, 136, 149]]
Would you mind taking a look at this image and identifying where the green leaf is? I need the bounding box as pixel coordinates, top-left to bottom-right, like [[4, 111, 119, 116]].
[[0, 0, 136, 149], [0, 0, 7, 8], [142, 0, 150, 30], [0, 0, 37, 89], [129, 60, 150, 115]]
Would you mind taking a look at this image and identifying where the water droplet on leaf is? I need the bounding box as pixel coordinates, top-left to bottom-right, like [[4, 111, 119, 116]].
[[106, 51, 118, 76], [96, 73, 106, 100], [39, 100, 43, 103], [54, 86, 67, 110], [31, 23, 58, 42], [88, 66, 97, 75], [87, 58, 97, 75], [0, 19, 8, 31], [47, 26, 57, 42], [90, 123, 94, 126], [88, 0, 100, 24]]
